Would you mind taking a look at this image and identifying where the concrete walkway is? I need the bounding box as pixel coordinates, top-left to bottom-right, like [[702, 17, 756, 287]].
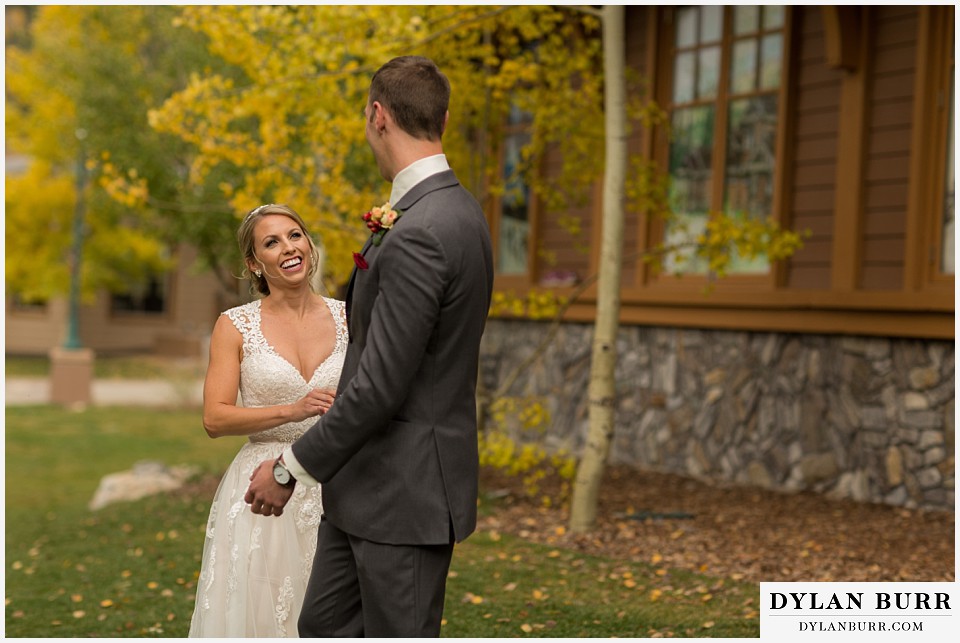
[[4, 377, 204, 407]]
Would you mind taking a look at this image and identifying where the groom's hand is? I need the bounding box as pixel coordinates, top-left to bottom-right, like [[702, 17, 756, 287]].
[[244, 460, 294, 517]]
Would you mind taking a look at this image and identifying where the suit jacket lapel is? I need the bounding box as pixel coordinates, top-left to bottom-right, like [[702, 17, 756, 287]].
[[345, 236, 374, 336]]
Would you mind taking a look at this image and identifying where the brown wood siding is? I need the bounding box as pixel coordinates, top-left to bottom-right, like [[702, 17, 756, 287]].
[[786, 8, 843, 289], [621, 6, 652, 288], [859, 6, 918, 290], [537, 146, 594, 285]]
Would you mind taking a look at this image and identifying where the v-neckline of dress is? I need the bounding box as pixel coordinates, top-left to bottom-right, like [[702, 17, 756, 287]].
[[255, 298, 338, 383]]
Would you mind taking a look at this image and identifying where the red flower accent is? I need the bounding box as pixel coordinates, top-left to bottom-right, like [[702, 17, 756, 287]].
[[353, 252, 369, 270]]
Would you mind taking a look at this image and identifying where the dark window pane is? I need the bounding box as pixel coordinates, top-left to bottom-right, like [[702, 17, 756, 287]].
[[725, 95, 778, 218], [666, 106, 715, 273], [110, 276, 168, 315]]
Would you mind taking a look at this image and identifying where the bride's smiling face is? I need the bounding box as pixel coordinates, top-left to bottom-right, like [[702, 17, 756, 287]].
[[248, 214, 312, 287]]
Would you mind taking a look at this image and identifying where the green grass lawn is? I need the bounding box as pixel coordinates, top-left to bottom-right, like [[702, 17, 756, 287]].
[[5, 355, 205, 380], [5, 405, 760, 638]]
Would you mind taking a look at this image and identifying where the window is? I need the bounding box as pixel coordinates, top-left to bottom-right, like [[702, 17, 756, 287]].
[[110, 274, 168, 315], [8, 293, 48, 312], [496, 104, 534, 276], [664, 5, 786, 275]]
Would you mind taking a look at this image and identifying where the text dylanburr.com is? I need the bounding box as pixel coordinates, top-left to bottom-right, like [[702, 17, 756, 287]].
[[761, 582, 956, 640]]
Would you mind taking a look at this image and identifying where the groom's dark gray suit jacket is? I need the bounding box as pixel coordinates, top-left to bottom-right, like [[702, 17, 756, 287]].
[[291, 169, 494, 546]]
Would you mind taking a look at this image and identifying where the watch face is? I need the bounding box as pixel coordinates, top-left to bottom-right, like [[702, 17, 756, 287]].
[[273, 462, 291, 485]]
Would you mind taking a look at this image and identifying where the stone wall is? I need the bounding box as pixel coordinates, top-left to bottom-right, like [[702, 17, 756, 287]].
[[479, 319, 955, 511]]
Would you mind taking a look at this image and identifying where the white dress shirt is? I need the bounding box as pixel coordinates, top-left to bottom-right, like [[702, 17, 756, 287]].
[[281, 154, 450, 488]]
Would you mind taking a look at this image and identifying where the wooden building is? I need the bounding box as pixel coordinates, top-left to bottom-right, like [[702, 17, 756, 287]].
[[479, 5, 954, 509]]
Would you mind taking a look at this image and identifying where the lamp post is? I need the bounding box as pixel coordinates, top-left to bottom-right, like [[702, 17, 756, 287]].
[[49, 127, 94, 407], [64, 128, 87, 349]]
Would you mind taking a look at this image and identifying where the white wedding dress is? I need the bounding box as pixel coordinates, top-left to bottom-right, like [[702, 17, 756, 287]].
[[189, 297, 347, 637]]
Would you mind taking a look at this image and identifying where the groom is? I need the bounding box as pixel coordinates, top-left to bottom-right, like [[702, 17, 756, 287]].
[[245, 55, 494, 637]]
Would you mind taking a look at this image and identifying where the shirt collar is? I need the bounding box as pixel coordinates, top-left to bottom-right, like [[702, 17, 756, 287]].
[[389, 154, 450, 206]]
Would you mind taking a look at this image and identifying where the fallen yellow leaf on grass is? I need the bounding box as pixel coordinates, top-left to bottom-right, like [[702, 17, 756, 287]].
[[72, 610, 86, 619], [547, 550, 561, 558], [71, 594, 83, 603], [503, 582, 517, 591], [623, 579, 637, 588], [100, 600, 114, 608], [520, 623, 533, 633], [651, 553, 663, 564], [701, 594, 713, 602], [650, 589, 663, 602], [147, 582, 159, 589], [702, 621, 715, 629], [489, 531, 501, 542]]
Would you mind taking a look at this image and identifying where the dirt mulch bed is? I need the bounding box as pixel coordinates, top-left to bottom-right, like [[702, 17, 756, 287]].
[[477, 465, 955, 583]]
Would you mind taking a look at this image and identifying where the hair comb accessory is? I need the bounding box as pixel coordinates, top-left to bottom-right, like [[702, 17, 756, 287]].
[[245, 204, 277, 220]]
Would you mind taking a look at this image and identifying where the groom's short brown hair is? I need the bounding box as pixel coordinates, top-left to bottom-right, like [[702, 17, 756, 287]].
[[370, 55, 450, 142]]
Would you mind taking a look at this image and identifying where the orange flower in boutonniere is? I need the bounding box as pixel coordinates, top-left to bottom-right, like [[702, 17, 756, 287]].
[[362, 202, 402, 246]]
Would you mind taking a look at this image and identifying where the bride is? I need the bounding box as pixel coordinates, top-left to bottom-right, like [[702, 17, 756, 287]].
[[189, 204, 346, 637]]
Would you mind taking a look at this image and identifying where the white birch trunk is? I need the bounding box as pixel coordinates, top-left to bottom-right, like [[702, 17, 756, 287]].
[[569, 5, 627, 533]]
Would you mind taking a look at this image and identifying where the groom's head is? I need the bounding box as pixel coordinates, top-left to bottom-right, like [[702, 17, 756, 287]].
[[367, 56, 450, 143]]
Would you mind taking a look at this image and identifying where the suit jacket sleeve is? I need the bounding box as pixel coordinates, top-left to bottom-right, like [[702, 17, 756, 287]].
[[290, 222, 448, 482]]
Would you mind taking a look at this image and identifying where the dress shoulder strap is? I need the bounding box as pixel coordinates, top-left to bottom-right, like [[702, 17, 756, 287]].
[[222, 300, 264, 351], [323, 297, 348, 348]]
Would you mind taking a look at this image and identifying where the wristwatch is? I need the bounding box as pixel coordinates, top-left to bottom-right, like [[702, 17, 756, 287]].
[[272, 457, 296, 487]]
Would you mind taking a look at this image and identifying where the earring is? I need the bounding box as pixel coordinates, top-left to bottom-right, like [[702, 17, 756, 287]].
[[255, 270, 262, 278]]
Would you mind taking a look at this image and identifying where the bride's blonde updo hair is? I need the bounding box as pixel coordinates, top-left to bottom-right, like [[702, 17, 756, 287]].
[[237, 203, 322, 297]]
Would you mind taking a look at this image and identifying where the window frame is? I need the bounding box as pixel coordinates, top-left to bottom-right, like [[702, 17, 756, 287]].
[[905, 5, 955, 293], [108, 272, 173, 319], [489, 105, 540, 291], [646, 5, 794, 291]]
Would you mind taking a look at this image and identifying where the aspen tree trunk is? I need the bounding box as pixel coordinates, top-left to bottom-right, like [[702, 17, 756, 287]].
[[569, 5, 627, 533]]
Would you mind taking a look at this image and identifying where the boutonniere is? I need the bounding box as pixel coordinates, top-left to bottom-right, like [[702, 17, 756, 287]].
[[353, 252, 368, 270], [362, 202, 403, 246]]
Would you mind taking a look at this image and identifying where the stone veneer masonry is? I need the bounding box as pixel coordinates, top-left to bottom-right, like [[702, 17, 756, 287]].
[[479, 319, 955, 511]]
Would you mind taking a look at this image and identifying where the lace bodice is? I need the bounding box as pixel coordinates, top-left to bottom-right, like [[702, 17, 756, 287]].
[[223, 297, 347, 444]]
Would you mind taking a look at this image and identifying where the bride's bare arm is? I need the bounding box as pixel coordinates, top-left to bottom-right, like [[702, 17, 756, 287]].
[[202, 315, 335, 438]]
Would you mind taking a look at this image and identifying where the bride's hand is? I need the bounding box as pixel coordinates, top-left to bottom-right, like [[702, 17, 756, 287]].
[[289, 388, 336, 422]]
